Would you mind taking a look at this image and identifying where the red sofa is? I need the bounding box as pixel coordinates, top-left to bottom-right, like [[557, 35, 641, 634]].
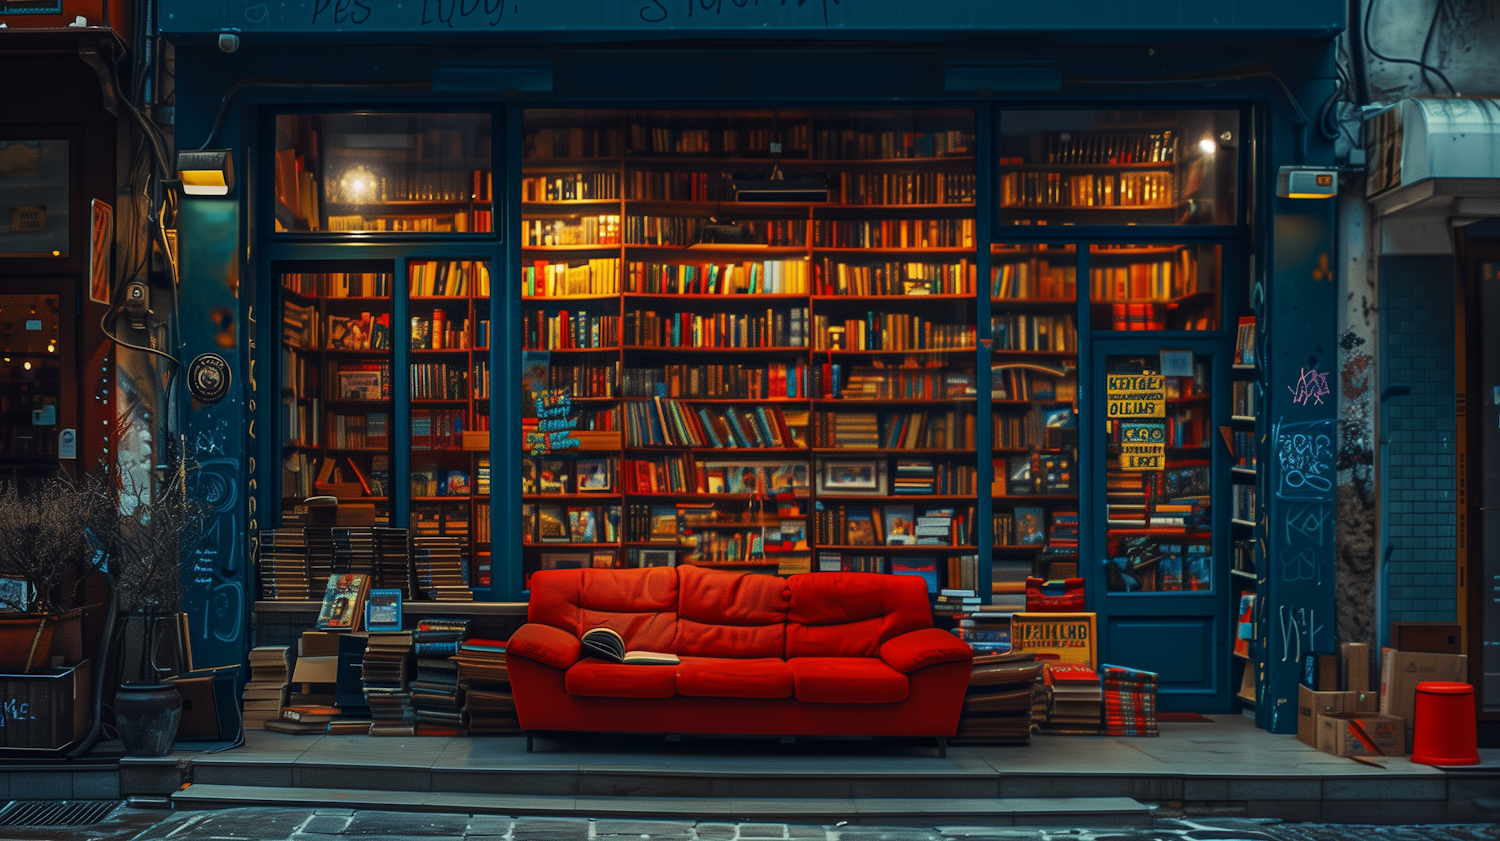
[[506, 566, 973, 752]]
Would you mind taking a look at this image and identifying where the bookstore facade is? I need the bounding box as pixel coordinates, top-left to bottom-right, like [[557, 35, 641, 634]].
[[161, 2, 1344, 730]]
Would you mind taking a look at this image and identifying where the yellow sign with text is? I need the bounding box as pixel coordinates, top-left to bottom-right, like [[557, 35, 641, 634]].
[[1120, 421, 1166, 472], [1106, 374, 1166, 418], [1011, 612, 1097, 668]]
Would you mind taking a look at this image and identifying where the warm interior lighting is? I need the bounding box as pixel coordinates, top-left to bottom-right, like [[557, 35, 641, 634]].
[[177, 149, 236, 196], [1198, 138, 1217, 155], [339, 167, 379, 204], [23, 361, 32, 370]]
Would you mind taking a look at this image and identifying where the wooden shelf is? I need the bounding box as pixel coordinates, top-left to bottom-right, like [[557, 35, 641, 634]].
[[1231, 415, 1257, 422], [411, 496, 475, 502], [813, 294, 977, 302], [523, 294, 621, 302], [622, 445, 807, 453], [522, 200, 620, 209], [410, 348, 475, 355], [1232, 364, 1258, 371], [625, 293, 809, 302], [523, 542, 620, 549], [629, 244, 809, 256], [813, 247, 974, 256], [1231, 518, 1256, 527], [817, 348, 975, 356], [812, 398, 973, 407], [1231, 467, 1257, 476], [809, 447, 972, 455], [523, 493, 623, 501], [625, 397, 807, 404], [1000, 161, 1176, 171], [522, 244, 621, 252], [526, 346, 620, 353], [1230, 568, 1257, 580], [623, 345, 808, 353], [816, 544, 976, 552], [814, 493, 981, 502]]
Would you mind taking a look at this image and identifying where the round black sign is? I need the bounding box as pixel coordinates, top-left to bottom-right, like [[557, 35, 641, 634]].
[[188, 353, 231, 404]]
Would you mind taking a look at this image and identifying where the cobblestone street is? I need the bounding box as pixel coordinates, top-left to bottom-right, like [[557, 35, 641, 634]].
[[7, 807, 1497, 841]]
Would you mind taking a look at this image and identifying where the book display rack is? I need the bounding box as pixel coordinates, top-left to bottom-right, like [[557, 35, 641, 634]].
[[990, 244, 1079, 608], [520, 108, 980, 591], [279, 268, 395, 525], [1230, 314, 1261, 707], [1089, 244, 1222, 332], [408, 260, 494, 590]]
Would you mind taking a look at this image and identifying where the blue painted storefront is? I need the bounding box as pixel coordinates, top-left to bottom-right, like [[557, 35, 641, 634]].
[[159, 0, 1343, 731]]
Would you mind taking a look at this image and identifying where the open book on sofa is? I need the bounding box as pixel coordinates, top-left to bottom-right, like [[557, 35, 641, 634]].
[[580, 627, 680, 665]]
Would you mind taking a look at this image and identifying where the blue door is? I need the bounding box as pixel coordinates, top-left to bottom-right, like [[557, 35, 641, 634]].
[[1087, 337, 1232, 712]]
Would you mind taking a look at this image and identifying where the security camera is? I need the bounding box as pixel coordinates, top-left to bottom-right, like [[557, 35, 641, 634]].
[[218, 33, 241, 53], [123, 281, 150, 331]]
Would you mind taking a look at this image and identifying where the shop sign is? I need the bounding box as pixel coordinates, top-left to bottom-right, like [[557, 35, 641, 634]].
[[1119, 420, 1166, 472], [1010, 611, 1096, 668], [1106, 374, 1165, 418]]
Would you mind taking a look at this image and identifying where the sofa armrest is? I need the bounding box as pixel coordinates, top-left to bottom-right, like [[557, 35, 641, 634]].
[[880, 628, 973, 674], [505, 623, 583, 670]]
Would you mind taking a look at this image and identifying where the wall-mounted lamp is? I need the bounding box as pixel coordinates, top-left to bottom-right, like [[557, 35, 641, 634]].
[[177, 149, 235, 196], [1277, 166, 1338, 199]]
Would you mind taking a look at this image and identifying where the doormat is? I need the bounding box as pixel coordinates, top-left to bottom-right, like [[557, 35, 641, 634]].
[[1156, 713, 1214, 722]]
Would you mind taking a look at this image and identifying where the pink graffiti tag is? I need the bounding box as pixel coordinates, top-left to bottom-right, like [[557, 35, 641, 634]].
[[1288, 367, 1330, 406]]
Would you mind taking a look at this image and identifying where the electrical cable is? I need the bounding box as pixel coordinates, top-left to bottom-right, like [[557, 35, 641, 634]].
[[1347, 0, 1372, 104], [1363, 0, 1458, 96], [196, 78, 430, 151]]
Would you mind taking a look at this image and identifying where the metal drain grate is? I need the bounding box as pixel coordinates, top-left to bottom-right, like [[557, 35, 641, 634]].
[[0, 800, 119, 827]]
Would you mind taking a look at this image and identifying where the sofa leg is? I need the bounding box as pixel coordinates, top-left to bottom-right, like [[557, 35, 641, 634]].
[[526, 734, 534, 753], [936, 736, 948, 758]]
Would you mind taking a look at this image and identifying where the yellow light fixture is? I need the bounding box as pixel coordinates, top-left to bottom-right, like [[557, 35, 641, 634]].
[[1277, 166, 1338, 199], [178, 149, 235, 196]]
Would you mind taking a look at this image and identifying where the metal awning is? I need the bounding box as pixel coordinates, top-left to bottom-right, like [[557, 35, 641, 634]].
[[1367, 97, 1500, 218]]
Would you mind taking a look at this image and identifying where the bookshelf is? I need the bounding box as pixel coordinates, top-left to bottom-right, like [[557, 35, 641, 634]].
[[519, 109, 981, 593], [995, 109, 1239, 228], [1230, 314, 1261, 707], [273, 113, 493, 234], [407, 260, 494, 589], [279, 268, 396, 524], [990, 244, 1079, 609], [1089, 245, 1222, 332]]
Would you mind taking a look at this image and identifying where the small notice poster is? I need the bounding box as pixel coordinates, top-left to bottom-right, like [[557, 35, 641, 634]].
[[1105, 374, 1166, 418], [1119, 420, 1166, 472], [1010, 612, 1097, 668]]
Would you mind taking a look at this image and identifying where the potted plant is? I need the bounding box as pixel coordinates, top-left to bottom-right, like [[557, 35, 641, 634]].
[[0, 474, 111, 674], [104, 452, 208, 756]]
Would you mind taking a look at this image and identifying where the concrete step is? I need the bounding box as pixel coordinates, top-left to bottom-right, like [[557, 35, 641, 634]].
[[171, 784, 1150, 827]]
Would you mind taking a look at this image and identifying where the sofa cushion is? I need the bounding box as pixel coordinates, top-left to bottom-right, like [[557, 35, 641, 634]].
[[676, 656, 794, 699], [786, 657, 909, 704], [530, 567, 680, 654], [566, 659, 678, 699], [785, 573, 932, 658], [676, 566, 789, 659]]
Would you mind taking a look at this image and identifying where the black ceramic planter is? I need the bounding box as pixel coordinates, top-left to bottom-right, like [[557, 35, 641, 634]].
[[114, 683, 181, 757]]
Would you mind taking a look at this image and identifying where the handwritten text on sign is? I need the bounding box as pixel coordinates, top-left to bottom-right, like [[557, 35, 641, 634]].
[[1106, 375, 1166, 419], [1120, 421, 1166, 472]]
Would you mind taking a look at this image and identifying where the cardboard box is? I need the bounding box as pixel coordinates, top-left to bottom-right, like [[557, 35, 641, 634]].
[[1316, 712, 1406, 757], [1297, 684, 1378, 746], [1390, 622, 1461, 654], [1341, 641, 1371, 691], [1379, 648, 1469, 735], [1305, 654, 1338, 690], [300, 630, 342, 657], [290, 655, 339, 684]]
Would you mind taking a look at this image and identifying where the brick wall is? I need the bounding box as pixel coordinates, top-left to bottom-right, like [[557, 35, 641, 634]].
[[1379, 256, 1457, 624]]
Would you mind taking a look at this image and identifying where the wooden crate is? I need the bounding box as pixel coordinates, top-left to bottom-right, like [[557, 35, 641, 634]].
[[0, 660, 89, 751]]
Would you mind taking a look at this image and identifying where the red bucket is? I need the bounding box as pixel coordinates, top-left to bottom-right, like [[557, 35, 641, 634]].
[[1410, 681, 1479, 766]]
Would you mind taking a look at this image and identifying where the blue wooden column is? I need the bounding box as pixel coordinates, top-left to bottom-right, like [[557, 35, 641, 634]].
[[1260, 205, 1338, 733]]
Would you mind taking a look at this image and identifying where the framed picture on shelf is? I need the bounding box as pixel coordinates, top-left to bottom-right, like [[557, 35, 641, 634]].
[[638, 549, 677, 568], [576, 458, 612, 492], [591, 550, 620, 569], [365, 588, 403, 632], [884, 505, 916, 546], [522, 460, 538, 494], [705, 468, 727, 494], [1006, 455, 1035, 495], [568, 507, 598, 543], [818, 460, 887, 496], [537, 506, 569, 542], [521, 504, 536, 544], [540, 552, 588, 571], [1014, 506, 1046, 545], [539, 460, 571, 494]]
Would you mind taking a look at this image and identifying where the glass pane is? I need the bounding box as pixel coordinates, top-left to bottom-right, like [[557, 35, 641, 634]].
[[274, 114, 492, 234], [277, 267, 396, 598], [1090, 244, 1222, 331], [998, 110, 1238, 226], [1103, 354, 1214, 593], [520, 108, 979, 598], [409, 260, 492, 594], [0, 295, 62, 457], [991, 245, 1078, 609], [0, 141, 69, 256]]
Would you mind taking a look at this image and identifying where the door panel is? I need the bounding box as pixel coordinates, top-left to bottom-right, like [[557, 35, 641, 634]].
[[1106, 617, 1215, 686]]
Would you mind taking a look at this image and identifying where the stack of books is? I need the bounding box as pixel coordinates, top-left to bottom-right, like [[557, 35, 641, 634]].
[[1042, 511, 1079, 577], [990, 560, 1030, 611], [1042, 663, 1102, 734], [949, 604, 1011, 654], [412, 617, 469, 735], [331, 527, 377, 576], [363, 631, 415, 736], [931, 588, 979, 619], [953, 653, 1042, 744], [453, 638, 520, 735], [374, 527, 412, 596], [266, 704, 342, 735], [305, 526, 337, 590], [242, 646, 291, 729], [256, 529, 311, 600], [413, 536, 472, 601], [1101, 664, 1160, 737]]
